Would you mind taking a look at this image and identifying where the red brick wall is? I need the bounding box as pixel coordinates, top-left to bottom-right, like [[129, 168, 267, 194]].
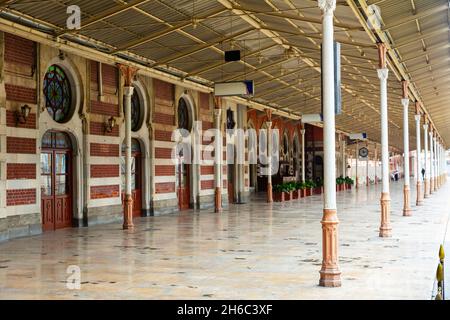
[[7, 163, 36, 180], [6, 189, 36, 206], [7, 137, 36, 154], [90, 143, 119, 157], [201, 180, 214, 190], [155, 165, 175, 176], [153, 112, 174, 125], [90, 121, 119, 137], [154, 130, 173, 142], [199, 92, 210, 110], [90, 100, 119, 117], [4, 33, 35, 67], [154, 147, 172, 159], [90, 165, 120, 178], [155, 182, 175, 194], [5, 84, 37, 104], [90, 60, 98, 83], [201, 166, 214, 175], [90, 185, 119, 199], [6, 110, 36, 129], [154, 79, 174, 101], [102, 64, 118, 88]]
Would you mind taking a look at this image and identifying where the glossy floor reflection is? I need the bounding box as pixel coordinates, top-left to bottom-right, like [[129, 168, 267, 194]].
[[0, 180, 449, 299]]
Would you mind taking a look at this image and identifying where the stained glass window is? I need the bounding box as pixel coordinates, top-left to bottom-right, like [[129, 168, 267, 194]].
[[123, 88, 142, 132], [178, 98, 190, 131], [43, 65, 72, 123]]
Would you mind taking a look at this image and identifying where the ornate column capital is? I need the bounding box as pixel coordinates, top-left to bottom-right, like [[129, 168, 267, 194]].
[[214, 108, 222, 117], [318, 0, 336, 14], [117, 64, 138, 87], [266, 121, 272, 128], [265, 109, 272, 122], [414, 114, 421, 122], [377, 68, 389, 80], [300, 129, 305, 135], [423, 123, 428, 130], [124, 86, 134, 97], [401, 98, 409, 108]]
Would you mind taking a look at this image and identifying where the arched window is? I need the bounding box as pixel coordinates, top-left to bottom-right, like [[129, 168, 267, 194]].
[[178, 98, 190, 131], [124, 88, 143, 132], [43, 65, 72, 123]]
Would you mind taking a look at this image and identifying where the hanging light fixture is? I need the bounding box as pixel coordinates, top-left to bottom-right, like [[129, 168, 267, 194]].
[[104, 116, 117, 133], [15, 104, 31, 125]]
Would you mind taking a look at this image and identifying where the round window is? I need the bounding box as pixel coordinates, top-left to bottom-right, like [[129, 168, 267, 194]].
[[43, 65, 73, 123], [123, 88, 143, 132]]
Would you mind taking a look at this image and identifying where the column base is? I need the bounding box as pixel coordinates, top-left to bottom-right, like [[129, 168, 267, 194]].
[[215, 187, 222, 213], [267, 183, 273, 203], [319, 208, 341, 288], [416, 182, 424, 206], [430, 178, 434, 194], [379, 192, 392, 237], [403, 186, 412, 216], [123, 194, 134, 230], [424, 179, 430, 198]]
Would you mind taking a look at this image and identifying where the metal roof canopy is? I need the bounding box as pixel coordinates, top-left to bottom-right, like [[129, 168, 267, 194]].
[[0, 0, 448, 149]]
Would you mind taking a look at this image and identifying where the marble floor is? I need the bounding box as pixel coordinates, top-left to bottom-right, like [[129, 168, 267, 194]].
[[0, 179, 449, 300]]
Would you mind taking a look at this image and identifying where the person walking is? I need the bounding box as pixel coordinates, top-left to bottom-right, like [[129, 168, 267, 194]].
[[421, 167, 425, 181]]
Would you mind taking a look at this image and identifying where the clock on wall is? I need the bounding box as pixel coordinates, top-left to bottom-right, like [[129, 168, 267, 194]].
[[359, 147, 369, 158]]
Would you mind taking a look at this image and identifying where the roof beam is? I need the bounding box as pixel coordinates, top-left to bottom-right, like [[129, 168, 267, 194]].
[[110, 7, 226, 54], [151, 27, 254, 68], [382, 3, 449, 31]]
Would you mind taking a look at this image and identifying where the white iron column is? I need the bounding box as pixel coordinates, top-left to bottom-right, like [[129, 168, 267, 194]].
[[266, 109, 273, 203], [414, 108, 423, 206], [124, 85, 134, 229], [319, 0, 341, 288], [429, 128, 434, 194], [433, 133, 438, 191], [401, 82, 411, 216], [214, 100, 222, 213], [374, 145, 378, 184], [377, 43, 391, 237], [423, 121, 429, 197], [118, 65, 137, 230], [355, 141, 359, 188], [341, 137, 346, 179], [301, 128, 306, 182]]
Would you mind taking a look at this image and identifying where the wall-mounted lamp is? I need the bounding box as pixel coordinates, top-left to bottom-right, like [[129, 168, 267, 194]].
[[104, 116, 116, 133], [15, 104, 31, 126]]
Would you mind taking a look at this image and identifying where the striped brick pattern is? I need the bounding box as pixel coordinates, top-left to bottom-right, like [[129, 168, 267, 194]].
[[7, 163, 36, 180], [6, 189, 36, 206]]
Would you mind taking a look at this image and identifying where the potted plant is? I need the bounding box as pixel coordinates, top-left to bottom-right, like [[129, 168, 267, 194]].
[[290, 182, 299, 200], [345, 176, 354, 190], [283, 182, 295, 201], [314, 178, 323, 194], [304, 180, 315, 197], [295, 182, 304, 198], [336, 176, 345, 191], [273, 184, 284, 202]]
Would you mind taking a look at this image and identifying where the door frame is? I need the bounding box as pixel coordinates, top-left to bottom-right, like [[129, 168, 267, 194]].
[[40, 131, 73, 231]]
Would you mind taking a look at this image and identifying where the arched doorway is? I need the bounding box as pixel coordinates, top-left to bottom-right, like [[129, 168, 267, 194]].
[[176, 97, 192, 210], [40, 131, 73, 231], [121, 138, 142, 218]]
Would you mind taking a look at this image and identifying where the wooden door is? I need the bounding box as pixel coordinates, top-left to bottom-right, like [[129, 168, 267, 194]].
[[40, 132, 72, 232], [177, 162, 190, 210]]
